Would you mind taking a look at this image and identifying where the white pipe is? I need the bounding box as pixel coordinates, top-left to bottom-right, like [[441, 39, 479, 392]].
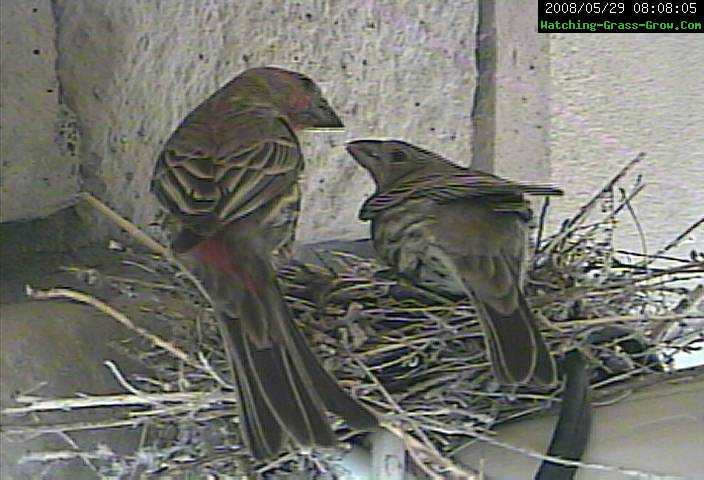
[[456, 376, 704, 479]]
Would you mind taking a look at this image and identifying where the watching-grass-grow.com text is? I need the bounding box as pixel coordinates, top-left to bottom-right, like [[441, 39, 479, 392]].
[[539, 19, 702, 31]]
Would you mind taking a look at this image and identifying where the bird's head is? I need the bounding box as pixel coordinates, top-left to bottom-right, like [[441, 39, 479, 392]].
[[346, 139, 433, 190], [240, 67, 344, 131]]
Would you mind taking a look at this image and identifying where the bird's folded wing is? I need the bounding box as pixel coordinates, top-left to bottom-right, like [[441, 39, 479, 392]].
[[151, 114, 303, 236], [361, 170, 563, 220]]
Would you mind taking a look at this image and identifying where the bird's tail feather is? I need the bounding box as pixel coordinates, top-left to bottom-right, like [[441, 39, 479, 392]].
[[476, 293, 556, 386], [220, 311, 336, 458], [185, 233, 376, 459], [221, 318, 284, 459]]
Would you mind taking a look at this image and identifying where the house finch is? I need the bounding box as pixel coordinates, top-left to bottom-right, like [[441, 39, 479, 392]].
[[151, 67, 377, 460], [346, 139, 561, 385]]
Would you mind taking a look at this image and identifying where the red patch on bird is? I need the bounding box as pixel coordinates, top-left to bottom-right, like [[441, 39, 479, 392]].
[[190, 236, 230, 271], [190, 236, 260, 294], [292, 94, 309, 111]]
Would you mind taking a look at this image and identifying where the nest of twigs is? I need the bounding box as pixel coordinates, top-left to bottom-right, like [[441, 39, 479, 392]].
[[3, 154, 703, 479]]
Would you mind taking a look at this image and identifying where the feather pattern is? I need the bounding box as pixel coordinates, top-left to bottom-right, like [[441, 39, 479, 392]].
[[152, 113, 303, 251], [152, 68, 376, 460], [349, 139, 559, 386], [361, 168, 562, 221]]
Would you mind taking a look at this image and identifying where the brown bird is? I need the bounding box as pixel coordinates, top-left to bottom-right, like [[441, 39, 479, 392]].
[[346, 139, 561, 386], [151, 67, 377, 460]]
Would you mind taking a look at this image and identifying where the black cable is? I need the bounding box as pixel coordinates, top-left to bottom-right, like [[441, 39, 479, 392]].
[[535, 350, 592, 480]]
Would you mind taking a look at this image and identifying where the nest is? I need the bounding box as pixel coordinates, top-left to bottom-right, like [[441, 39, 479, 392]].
[[3, 154, 703, 479]]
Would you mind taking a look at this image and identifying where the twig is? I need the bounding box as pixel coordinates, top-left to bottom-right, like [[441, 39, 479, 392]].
[[559, 313, 698, 327], [257, 452, 298, 474], [79, 192, 169, 258], [615, 251, 691, 264], [80, 192, 214, 305], [56, 431, 102, 476], [651, 284, 704, 341], [353, 356, 478, 478], [619, 186, 649, 265], [196, 351, 235, 390], [532, 261, 704, 307], [534, 197, 550, 256], [561, 182, 647, 259], [2, 391, 235, 415], [60, 267, 182, 292], [383, 424, 478, 480], [651, 216, 704, 262], [104, 360, 155, 399], [2, 418, 144, 436], [544, 152, 645, 256], [406, 442, 445, 480], [19, 447, 118, 464], [25, 286, 201, 370]]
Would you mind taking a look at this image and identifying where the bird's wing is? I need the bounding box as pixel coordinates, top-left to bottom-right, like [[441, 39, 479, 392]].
[[428, 201, 558, 384], [151, 111, 303, 240], [361, 169, 562, 220], [428, 199, 527, 308]]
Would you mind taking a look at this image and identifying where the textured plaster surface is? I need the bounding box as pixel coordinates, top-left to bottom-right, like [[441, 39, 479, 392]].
[[50, 0, 477, 244], [494, 1, 551, 182], [0, 1, 80, 222], [548, 34, 704, 257], [3, 2, 700, 258]]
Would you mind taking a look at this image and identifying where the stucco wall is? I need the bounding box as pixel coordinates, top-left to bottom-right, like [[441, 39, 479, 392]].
[[548, 33, 704, 258], [3, 3, 701, 255], [2, 0, 478, 245], [0, 2, 80, 222]]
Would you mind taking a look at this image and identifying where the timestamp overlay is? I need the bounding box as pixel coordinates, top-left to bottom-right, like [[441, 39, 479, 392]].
[[538, 1, 703, 32]]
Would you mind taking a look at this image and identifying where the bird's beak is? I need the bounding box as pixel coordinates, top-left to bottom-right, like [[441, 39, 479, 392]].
[[305, 102, 345, 132], [345, 142, 372, 169], [346, 141, 385, 187]]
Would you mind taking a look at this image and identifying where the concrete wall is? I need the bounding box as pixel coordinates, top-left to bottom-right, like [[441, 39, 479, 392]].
[[548, 33, 704, 258], [2, 3, 701, 255], [2, 0, 478, 245], [0, 2, 80, 222]]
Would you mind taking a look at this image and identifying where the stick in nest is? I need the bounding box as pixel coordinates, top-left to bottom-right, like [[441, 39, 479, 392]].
[[79, 192, 168, 258], [25, 285, 202, 372], [79, 192, 214, 305], [543, 152, 645, 256]]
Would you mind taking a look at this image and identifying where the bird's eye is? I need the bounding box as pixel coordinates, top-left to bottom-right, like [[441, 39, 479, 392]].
[[389, 150, 407, 163]]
